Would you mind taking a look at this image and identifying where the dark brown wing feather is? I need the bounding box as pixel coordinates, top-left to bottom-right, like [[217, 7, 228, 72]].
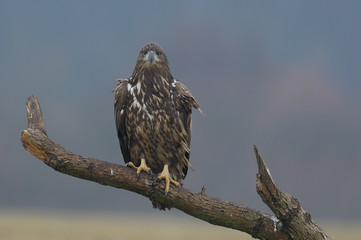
[[173, 79, 204, 176], [113, 79, 130, 163]]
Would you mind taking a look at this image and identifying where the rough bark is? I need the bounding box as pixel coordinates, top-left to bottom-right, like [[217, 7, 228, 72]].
[[21, 95, 330, 240], [255, 146, 331, 239]]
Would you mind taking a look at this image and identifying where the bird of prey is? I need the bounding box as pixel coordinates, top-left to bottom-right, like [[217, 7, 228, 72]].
[[113, 42, 204, 203]]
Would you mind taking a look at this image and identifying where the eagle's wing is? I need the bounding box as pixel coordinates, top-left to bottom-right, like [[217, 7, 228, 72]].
[[113, 79, 131, 164], [173, 79, 204, 176]]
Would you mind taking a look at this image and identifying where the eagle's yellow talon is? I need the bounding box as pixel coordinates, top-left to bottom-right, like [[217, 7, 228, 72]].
[[126, 162, 137, 169], [126, 158, 152, 177], [156, 164, 180, 194]]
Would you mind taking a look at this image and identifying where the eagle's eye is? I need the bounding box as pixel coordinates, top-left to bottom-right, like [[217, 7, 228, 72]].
[[156, 51, 162, 56], [142, 51, 147, 56]]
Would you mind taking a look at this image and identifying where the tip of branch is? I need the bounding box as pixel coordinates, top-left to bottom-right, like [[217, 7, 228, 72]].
[[253, 145, 262, 170], [26, 95, 47, 135], [254, 145, 275, 187], [254, 145, 280, 209]]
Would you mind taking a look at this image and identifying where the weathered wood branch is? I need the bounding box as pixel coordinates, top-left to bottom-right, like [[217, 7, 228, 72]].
[[255, 147, 331, 239], [21, 96, 330, 240]]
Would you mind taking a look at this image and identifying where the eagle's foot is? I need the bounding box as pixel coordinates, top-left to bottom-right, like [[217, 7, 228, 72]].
[[126, 158, 152, 179], [153, 164, 180, 196]]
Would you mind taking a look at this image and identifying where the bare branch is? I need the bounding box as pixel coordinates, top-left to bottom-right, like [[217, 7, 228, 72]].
[[25, 95, 47, 135], [254, 146, 331, 240], [21, 95, 330, 239]]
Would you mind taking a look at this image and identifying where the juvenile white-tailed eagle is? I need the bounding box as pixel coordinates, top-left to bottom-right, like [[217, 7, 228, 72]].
[[113, 43, 203, 205]]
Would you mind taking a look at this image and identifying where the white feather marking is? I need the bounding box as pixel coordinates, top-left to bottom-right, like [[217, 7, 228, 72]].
[[135, 81, 141, 93], [127, 83, 131, 91], [132, 99, 141, 109], [131, 97, 153, 120], [160, 76, 169, 86], [146, 111, 154, 120], [120, 109, 124, 115], [110, 168, 114, 175]]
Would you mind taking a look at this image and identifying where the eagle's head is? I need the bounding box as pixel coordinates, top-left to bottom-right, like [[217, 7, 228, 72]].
[[135, 42, 170, 72]]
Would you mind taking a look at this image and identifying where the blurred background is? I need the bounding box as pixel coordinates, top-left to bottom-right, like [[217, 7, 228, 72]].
[[1, 0, 361, 239]]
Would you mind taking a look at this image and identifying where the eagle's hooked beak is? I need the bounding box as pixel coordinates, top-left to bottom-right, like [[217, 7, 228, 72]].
[[148, 50, 155, 63]]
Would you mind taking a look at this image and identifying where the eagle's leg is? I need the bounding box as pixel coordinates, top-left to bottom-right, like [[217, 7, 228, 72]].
[[153, 164, 180, 196], [126, 158, 153, 179]]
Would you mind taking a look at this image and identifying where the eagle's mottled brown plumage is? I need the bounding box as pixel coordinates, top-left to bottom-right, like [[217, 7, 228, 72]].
[[113, 43, 203, 209]]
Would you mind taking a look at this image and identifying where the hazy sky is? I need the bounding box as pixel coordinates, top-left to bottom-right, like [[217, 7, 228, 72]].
[[1, 1, 361, 220]]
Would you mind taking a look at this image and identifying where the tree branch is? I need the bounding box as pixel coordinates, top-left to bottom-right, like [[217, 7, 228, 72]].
[[255, 146, 331, 239], [21, 95, 330, 240]]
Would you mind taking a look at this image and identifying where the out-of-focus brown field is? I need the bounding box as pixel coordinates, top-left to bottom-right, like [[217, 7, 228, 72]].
[[0, 209, 360, 240]]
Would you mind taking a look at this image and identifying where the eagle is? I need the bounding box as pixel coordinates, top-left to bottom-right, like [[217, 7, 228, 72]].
[[113, 42, 203, 205]]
